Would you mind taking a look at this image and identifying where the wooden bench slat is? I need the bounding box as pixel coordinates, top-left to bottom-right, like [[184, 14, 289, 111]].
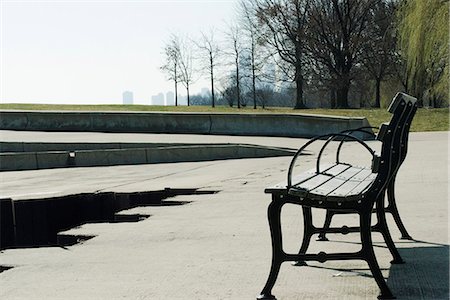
[[291, 164, 354, 196], [292, 163, 345, 185], [309, 177, 346, 196], [265, 164, 344, 194], [291, 171, 318, 183], [344, 174, 377, 196], [292, 174, 332, 193], [322, 163, 351, 176], [290, 166, 377, 201], [327, 170, 375, 199], [350, 168, 373, 181], [334, 166, 364, 180], [327, 180, 364, 199], [309, 167, 364, 196]]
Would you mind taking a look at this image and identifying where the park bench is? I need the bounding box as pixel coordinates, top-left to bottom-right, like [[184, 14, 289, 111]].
[[257, 92, 418, 300], [317, 107, 417, 242]]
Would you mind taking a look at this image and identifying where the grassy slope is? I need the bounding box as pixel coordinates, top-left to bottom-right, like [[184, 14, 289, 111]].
[[0, 103, 448, 132]]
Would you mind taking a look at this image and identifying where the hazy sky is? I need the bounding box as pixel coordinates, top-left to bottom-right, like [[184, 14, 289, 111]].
[[1, 0, 238, 105]]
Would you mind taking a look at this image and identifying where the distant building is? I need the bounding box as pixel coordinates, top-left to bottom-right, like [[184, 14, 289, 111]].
[[122, 91, 133, 104], [151, 93, 165, 105], [166, 91, 174, 106], [200, 87, 210, 98]]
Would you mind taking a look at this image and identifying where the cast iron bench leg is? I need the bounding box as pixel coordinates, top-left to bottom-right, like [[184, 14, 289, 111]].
[[376, 195, 405, 264], [317, 210, 333, 241], [318, 181, 413, 241], [293, 207, 314, 266], [387, 180, 412, 240], [360, 210, 395, 299], [257, 196, 284, 300]]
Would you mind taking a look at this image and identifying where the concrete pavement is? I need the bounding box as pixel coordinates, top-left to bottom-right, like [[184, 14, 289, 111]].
[[0, 131, 448, 299]]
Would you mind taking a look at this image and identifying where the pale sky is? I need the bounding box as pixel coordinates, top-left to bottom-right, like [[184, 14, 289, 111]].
[[1, 0, 238, 105]]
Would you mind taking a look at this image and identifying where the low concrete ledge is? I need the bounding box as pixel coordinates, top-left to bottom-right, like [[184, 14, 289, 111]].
[[0, 144, 295, 171], [0, 142, 210, 153], [0, 110, 372, 138]]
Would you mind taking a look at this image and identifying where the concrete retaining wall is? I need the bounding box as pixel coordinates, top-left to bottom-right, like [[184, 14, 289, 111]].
[[0, 144, 294, 171], [0, 142, 208, 153], [0, 110, 372, 138]]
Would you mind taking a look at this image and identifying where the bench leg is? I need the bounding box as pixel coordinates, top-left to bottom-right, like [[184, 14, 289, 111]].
[[360, 210, 395, 299], [258, 197, 284, 300], [377, 195, 404, 264], [387, 180, 412, 240], [292, 207, 314, 266], [317, 210, 333, 241]]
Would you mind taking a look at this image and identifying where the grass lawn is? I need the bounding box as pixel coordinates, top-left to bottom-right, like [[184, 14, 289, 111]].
[[0, 103, 448, 132]]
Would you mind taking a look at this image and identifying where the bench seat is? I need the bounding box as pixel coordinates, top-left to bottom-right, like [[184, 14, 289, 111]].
[[288, 163, 377, 202]]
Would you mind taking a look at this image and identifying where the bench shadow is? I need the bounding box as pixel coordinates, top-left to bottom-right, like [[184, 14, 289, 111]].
[[303, 241, 449, 299], [387, 244, 449, 300]]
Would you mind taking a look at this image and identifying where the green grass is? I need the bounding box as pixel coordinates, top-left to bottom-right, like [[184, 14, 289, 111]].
[[0, 103, 448, 132]]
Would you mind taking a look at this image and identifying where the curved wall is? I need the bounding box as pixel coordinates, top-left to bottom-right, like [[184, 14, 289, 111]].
[[0, 110, 372, 138]]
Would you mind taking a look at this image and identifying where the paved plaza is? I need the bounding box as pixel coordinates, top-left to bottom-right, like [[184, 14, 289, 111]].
[[0, 130, 448, 299]]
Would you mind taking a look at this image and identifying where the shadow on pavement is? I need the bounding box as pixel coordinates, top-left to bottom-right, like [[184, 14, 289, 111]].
[[298, 240, 449, 299], [388, 244, 449, 300]]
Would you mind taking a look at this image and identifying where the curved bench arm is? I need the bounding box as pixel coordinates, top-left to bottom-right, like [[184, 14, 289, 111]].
[[336, 126, 379, 164], [287, 133, 376, 188]]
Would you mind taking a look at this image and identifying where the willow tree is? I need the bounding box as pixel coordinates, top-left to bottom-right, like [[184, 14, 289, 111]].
[[397, 0, 449, 107]]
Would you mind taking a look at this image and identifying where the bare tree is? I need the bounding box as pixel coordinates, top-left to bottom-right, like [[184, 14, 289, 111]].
[[225, 23, 244, 108], [178, 36, 195, 106], [362, 0, 397, 108], [253, 0, 311, 109], [194, 29, 220, 108], [240, 0, 267, 109], [160, 34, 181, 106], [307, 0, 377, 108]]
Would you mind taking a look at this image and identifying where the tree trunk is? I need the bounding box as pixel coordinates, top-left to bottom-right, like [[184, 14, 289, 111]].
[[236, 59, 241, 109], [186, 85, 190, 106], [374, 78, 381, 108], [294, 71, 305, 109], [251, 48, 257, 109], [336, 85, 349, 108], [330, 89, 337, 108], [174, 80, 178, 106], [335, 73, 350, 108], [210, 56, 215, 108], [252, 67, 256, 109], [293, 52, 305, 109]]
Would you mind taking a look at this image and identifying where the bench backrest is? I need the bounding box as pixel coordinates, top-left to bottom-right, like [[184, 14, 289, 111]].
[[371, 93, 417, 197]]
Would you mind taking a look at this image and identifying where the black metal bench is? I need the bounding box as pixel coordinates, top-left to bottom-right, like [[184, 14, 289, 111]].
[[318, 103, 417, 241], [257, 93, 418, 300]]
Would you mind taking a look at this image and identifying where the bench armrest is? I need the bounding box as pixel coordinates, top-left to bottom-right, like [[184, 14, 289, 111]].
[[336, 126, 379, 164], [287, 133, 376, 188]]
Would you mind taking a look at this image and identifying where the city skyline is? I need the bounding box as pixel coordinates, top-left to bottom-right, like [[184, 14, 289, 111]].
[[130, 87, 212, 106], [120, 86, 212, 105]]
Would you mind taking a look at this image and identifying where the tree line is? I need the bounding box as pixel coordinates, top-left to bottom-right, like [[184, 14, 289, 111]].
[[161, 0, 448, 109]]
